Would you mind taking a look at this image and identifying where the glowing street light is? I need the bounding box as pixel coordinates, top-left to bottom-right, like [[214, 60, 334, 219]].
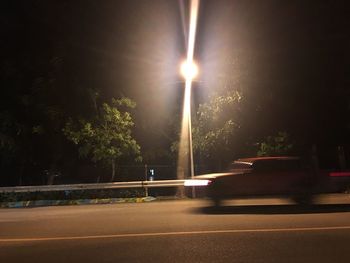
[[177, 0, 200, 198], [180, 60, 198, 81]]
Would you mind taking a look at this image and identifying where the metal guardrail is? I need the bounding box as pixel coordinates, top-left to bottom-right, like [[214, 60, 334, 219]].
[[0, 180, 187, 193]]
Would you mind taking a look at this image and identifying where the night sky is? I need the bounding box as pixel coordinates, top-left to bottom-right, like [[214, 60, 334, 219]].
[[1, 0, 350, 174], [198, 0, 350, 143]]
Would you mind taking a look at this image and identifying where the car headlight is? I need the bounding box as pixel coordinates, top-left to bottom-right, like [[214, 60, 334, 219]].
[[184, 179, 211, 186]]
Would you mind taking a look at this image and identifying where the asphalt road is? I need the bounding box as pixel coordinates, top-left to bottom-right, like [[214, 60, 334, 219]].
[[1, 194, 350, 263]]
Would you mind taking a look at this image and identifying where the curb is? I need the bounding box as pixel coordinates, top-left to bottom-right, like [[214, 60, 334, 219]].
[[0, 196, 157, 208]]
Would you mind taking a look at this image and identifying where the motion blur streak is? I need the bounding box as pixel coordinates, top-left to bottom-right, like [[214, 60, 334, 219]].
[[329, 172, 350, 177], [177, 0, 200, 182], [184, 179, 211, 186]]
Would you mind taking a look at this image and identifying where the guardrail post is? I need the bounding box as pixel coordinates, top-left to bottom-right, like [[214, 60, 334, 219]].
[[144, 164, 148, 197]]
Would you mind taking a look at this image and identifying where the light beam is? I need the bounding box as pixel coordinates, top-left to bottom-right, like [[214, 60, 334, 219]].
[[177, 0, 200, 193]]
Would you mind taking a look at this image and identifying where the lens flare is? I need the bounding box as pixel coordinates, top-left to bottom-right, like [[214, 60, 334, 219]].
[[177, 0, 200, 184], [187, 0, 200, 63]]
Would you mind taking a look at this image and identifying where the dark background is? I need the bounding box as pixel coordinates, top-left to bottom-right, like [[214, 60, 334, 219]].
[[1, 0, 349, 185]]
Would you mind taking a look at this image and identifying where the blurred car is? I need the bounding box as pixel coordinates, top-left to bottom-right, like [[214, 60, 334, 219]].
[[186, 156, 350, 206]]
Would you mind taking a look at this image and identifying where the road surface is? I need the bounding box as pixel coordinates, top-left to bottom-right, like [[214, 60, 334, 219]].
[[1, 194, 350, 262]]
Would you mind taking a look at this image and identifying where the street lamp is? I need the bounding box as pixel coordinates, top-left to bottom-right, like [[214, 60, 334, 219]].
[[180, 60, 198, 81], [177, 0, 200, 198], [179, 59, 198, 197]]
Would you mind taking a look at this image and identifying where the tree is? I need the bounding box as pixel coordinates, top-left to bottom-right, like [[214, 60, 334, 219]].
[[63, 98, 141, 182], [0, 112, 20, 181], [192, 90, 242, 170], [0, 54, 68, 185], [257, 131, 294, 157]]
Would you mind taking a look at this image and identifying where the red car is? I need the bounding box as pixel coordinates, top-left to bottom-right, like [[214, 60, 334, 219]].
[[186, 156, 350, 206]]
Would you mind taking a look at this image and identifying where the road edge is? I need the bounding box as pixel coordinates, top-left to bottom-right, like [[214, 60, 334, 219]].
[[0, 196, 158, 208]]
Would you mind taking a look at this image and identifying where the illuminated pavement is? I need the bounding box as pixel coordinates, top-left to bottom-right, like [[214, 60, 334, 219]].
[[1, 195, 350, 262]]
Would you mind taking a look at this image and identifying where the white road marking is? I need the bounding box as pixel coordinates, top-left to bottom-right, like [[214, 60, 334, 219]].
[[1, 225, 350, 243]]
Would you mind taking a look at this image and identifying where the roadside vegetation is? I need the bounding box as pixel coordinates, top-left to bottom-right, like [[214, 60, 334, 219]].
[[0, 189, 145, 203]]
